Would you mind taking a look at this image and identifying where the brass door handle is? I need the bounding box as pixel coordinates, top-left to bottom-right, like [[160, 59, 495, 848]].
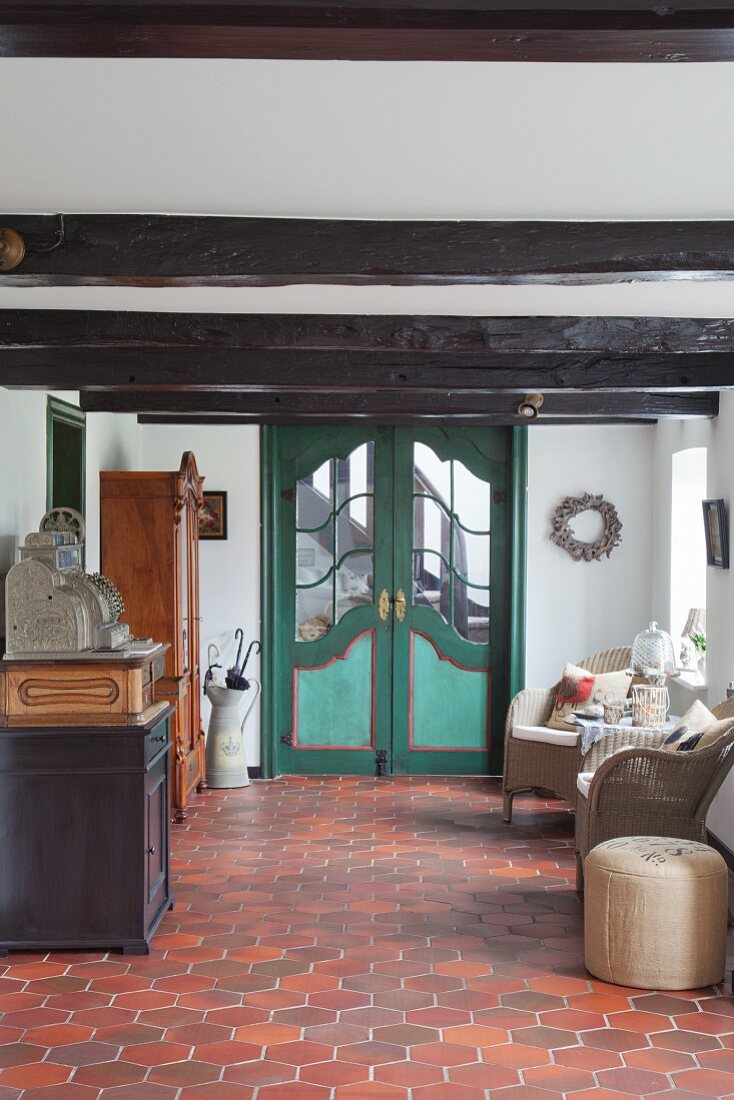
[[378, 589, 391, 622], [394, 589, 406, 623]]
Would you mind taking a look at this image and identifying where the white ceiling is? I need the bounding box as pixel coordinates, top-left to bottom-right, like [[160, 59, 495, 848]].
[[3, 283, 734, 317], [5, 59, 734, 319], [4, 58, 734, 220]]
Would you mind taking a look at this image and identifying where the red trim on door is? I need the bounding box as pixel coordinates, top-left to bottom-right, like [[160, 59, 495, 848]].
[[292, 628, 376, 750], [408, 629, 491, 752]]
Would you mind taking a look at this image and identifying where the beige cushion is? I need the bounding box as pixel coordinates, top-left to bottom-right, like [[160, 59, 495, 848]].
[[512, 724, 579, 747], [548, 663, 633, 732], [585, 837, 727, 990], [662, 699, 734, 753], [576, 771, 593, 798]]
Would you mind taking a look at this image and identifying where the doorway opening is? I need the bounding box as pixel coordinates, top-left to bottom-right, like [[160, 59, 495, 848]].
[[261, 426, 527, 778]]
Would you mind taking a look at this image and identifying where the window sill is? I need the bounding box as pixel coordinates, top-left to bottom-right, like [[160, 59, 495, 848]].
[[671, 670, 708, 691]]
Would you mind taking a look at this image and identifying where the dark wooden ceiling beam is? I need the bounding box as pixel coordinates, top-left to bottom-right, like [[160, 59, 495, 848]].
[[137, 414, 656, 426], [4, 346, 734, 393], [4, 216, 734, 287], [3, 2, 734, 61], [80, 389, 718, 420], [6, 310, 734, 354]]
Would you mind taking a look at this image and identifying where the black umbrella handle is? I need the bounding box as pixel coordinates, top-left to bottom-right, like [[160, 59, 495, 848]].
[[233, 628, 244, 672], [241, 640, 262, 674]]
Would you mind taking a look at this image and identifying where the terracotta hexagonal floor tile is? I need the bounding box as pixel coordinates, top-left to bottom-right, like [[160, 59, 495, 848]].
[[121, 1040, 192, 1066], [607, 1009, 674, 1034], [651, 1029, 722, 1054], [597, 1064, 671, 1094], [375, 1061, 445, 1088], [631, 993, 696, 1016], [166, 1023, 231, 1046], [482, 1042, 551, 1069], [222, 1059, 296, 1086], [337, 1041, 407, 1066], [73, 1060, 148, 1088], [299, 1060, 370, 1087], [232, 1022, 300, 1046], [331, 1084, 406, 1099], [0, 1063, 71, 1090], [524, 1063, 597, 1092], [676, 1012, 734, 1036], [373, 1024, 440, 1047], [444, 1024, 508, 1047], [269, 1040, 334, 1066], [256, 1083, 330, 1098], [46, 1040, 121, 1066], [448, 1063, 521, 1090], [511, 1024, 578, 1050], [673, 1068, 734, 1094], [412, 1086, 487, 1100], [193, 1040, 261, 1066], [412, 1042, 478, 1067], [177, 1083, 253, 1099], [149, 1060, 221, 1087], [24, 1023, 92, 1046], [579, 1028, 650, 1053], [0, 1044, 45, 1069]]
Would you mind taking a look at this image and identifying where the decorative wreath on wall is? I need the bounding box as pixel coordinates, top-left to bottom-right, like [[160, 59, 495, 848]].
[[549, 492, 623, 562]]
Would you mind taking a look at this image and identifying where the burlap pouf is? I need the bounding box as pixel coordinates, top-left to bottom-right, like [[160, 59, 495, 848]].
[[585, 837, 728, 990]]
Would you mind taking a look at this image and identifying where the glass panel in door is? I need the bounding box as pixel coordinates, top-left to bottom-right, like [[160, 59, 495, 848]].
[[275, 427, 393, 775], [391, 428, 510, 776]]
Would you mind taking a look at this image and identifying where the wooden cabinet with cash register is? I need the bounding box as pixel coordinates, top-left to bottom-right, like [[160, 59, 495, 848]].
[[0, 507, 173, 954], [101, 452, 205, 820]]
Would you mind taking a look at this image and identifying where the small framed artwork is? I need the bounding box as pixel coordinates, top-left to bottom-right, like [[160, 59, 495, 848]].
[[199, 491, 228, 540], [702, 498, 729, 569]]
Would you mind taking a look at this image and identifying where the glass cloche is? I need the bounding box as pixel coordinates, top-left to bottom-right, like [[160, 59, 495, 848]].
[[631, 622, 677, 679]]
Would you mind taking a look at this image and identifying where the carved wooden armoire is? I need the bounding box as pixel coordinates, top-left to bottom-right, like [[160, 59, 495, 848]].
[[101, 452, 205, 820]]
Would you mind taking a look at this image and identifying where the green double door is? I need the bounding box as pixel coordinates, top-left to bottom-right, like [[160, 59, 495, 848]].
[[265, 425, 519, 777]]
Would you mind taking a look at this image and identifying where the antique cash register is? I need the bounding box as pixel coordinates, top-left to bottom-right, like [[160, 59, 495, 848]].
[[0, 507, 168, 726]]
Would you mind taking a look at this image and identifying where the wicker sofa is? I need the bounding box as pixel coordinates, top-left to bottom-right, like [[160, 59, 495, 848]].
[[502, 646, 632, 823], [575, 698, 734, 890]]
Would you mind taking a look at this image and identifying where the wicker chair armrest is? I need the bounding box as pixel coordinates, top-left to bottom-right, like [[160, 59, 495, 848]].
[[581, 726, 668, 772], [586, 729, 734, 811], [505, 687, 556, 740]]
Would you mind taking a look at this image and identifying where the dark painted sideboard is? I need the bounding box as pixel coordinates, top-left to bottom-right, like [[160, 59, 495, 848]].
[[0, 707, 174, 955]]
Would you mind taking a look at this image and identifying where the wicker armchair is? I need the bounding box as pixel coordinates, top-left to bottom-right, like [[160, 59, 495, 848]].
[[575, 721, 734, 891], [502, 646, 631, 823]]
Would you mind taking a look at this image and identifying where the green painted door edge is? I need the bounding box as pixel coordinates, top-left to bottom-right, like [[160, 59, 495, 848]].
[[46, 395, 86, 513], [260, 425, 277, 779], [509, 426, 528, 700]]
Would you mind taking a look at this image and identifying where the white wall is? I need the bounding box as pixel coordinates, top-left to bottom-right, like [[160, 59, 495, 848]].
[[649, 402, 734, 851], [4, 59, 734, 218], [138, 424, 262, 767], [85, 412, 141, 571], [526, 425, 654, 686], [0, 389, 54, 576]]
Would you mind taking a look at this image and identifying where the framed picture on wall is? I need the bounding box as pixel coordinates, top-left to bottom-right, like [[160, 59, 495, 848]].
[[199, 491, 227, 540], [702, 498, 728, 569]]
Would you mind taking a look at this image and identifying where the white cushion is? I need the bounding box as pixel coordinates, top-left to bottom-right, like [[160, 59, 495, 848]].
[[511, 724, 579, 747], [577, 771, 593, 798]]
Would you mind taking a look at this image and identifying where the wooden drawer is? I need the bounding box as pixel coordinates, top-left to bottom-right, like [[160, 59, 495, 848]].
[[145, 719, 169, 765]]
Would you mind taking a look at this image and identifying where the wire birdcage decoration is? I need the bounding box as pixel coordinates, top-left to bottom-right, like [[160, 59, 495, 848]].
[[631, 621, 676, 680], [631, 683, 670, 728]]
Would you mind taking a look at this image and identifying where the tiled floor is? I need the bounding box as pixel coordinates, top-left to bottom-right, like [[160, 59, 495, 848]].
[[1, 776, 734, 1099]]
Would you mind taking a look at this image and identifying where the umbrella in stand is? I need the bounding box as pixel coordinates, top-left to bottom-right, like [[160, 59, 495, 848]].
[[226, 628, 249, 690], [240, 639, 262, 678]]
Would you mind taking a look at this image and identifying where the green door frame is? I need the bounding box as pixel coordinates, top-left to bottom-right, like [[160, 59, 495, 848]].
[[260, 424, 528, 780], [46, 395, 86, 515]]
